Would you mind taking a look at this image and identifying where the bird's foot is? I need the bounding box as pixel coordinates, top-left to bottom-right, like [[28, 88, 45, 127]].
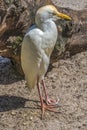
[[43, 102, 58, 111], [44, 96, 59, 106], [38, 97, 59, 118], [38, 101, 58, 118]]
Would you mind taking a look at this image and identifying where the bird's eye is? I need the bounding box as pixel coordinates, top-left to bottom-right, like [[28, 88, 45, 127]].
[[52, 12, 56, 15]]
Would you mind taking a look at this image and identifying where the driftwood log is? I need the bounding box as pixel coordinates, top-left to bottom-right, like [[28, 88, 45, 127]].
[[0, 0, 87, 74]]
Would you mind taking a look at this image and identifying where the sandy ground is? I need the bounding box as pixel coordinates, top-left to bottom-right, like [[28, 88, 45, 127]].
[[0, 0, 87, 130], [0, 51, 87, 130]]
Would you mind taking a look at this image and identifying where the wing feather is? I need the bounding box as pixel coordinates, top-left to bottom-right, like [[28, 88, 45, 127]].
[[21, 30, 42, 90]]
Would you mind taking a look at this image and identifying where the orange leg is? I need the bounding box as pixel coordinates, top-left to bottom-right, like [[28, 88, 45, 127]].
[[37, 78, 59, 118], [41, 79, 59, 105]]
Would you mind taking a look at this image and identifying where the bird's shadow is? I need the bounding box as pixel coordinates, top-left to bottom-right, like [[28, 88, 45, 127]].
[[0, 59, 24, 85], [0, 95, 39, 112]]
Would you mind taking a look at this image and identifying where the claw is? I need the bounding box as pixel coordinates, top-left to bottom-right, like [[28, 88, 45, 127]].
[[38, 101, 58, 118], [44, 96, 59, 106]]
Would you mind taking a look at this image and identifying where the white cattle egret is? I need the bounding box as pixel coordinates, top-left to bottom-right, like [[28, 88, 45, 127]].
[[21, 5, 71, 117]]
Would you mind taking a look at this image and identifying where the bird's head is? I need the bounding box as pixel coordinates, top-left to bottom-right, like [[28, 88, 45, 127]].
[[35, 5, 72, 26]]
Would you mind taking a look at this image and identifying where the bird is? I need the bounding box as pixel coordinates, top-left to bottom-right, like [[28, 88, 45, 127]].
[[21, 5, 71, 117]]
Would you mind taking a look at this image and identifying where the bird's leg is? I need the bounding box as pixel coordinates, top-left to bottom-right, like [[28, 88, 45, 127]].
[[41, 79, 59, 106], [37, 80, 44, 117], [37, 78, 58, 118]]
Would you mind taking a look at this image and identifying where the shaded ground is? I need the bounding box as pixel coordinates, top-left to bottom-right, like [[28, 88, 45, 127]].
[[0, 51, 87, 130]]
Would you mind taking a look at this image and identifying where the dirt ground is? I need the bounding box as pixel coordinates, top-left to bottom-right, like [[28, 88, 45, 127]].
[[0, 51, 87, 130]]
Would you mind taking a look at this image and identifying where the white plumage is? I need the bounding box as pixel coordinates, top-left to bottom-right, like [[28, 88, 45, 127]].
[[21, 5, 71, 117], [21, 20, 57, 89]]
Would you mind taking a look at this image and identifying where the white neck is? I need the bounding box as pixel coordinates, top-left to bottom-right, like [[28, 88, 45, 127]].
[[36, 19, 57, 35]]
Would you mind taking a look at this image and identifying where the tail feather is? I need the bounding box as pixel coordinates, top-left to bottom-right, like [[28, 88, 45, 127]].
[[25, 75, 37, 91]]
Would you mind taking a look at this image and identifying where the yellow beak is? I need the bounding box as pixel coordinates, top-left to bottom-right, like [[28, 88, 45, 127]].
[[56, 11, 72, 20]]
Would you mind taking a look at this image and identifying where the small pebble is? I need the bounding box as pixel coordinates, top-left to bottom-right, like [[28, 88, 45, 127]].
[[30, 116, 33, 120], [23, 122, 27, 126], [11, 111, 16, 115]]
